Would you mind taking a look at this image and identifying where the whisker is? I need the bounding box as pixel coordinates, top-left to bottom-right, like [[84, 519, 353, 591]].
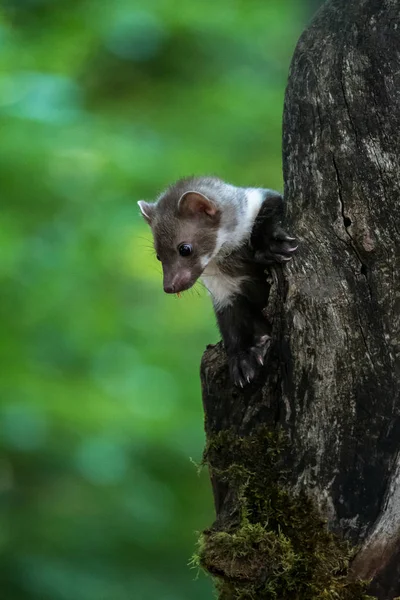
[[188, 287, 200, 299], [137, 242, 155, 249], [193, 282, 205, 297]]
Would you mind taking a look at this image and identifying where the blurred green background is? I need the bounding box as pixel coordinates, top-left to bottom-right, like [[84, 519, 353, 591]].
[[0, 1, 319, 599]]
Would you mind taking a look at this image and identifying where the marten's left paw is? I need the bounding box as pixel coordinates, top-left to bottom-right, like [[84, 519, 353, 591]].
[[229, 335, 270, 388], [254, 227, 298, 265]]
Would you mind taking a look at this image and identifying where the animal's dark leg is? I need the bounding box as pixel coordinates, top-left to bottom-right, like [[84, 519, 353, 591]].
[[215, 296, 271, 388]]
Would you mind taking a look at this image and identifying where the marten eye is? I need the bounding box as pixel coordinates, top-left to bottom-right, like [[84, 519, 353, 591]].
[[156, 254, 161, 261], [178, 243, 193, 257]]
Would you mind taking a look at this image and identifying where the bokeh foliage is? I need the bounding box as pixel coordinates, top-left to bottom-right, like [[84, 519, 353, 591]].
[[0, 1, 316, 598]]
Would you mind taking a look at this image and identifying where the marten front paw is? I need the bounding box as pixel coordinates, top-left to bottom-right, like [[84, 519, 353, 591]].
[[254, 227, 298, 265], [229, 335, 270, 388]]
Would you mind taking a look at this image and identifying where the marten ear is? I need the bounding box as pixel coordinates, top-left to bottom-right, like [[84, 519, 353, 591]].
[[178, 191, 218, 218], [138, 201, 155, 225]]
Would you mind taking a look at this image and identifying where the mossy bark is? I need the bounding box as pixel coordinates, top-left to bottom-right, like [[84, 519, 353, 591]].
[[200, 1, 400, 598]]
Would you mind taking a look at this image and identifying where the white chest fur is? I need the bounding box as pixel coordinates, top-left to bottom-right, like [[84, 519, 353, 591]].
[[201, 260, 248, 310], [199, 187, 264, 310]]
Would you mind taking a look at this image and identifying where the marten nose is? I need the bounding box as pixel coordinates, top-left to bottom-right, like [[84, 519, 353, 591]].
[[163, 270, 192, 294], [164, 282, 175, 294]]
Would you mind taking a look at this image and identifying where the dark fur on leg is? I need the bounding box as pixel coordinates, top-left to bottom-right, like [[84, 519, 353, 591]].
[[214, 192, 297, 387], [215, 295, 271, 388]]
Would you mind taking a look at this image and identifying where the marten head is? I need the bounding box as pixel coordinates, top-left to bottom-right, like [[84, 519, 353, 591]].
[[138, 188, 221, 294]]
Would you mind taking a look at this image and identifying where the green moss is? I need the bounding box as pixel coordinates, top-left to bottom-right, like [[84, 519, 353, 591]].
[[194, 427, 374, 600]]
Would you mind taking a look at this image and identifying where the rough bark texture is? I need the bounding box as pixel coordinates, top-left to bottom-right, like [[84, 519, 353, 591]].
[[200, 0, 400, 598]]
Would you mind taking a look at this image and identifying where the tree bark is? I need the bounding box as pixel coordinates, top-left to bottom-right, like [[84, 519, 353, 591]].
[[199, 1, 400, 598]]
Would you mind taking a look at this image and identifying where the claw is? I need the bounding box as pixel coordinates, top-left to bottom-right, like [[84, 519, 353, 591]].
[[229, 337, 270, 387]]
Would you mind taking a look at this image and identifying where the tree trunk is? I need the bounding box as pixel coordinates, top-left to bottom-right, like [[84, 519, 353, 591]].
[[199, 1, 400, 598]]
